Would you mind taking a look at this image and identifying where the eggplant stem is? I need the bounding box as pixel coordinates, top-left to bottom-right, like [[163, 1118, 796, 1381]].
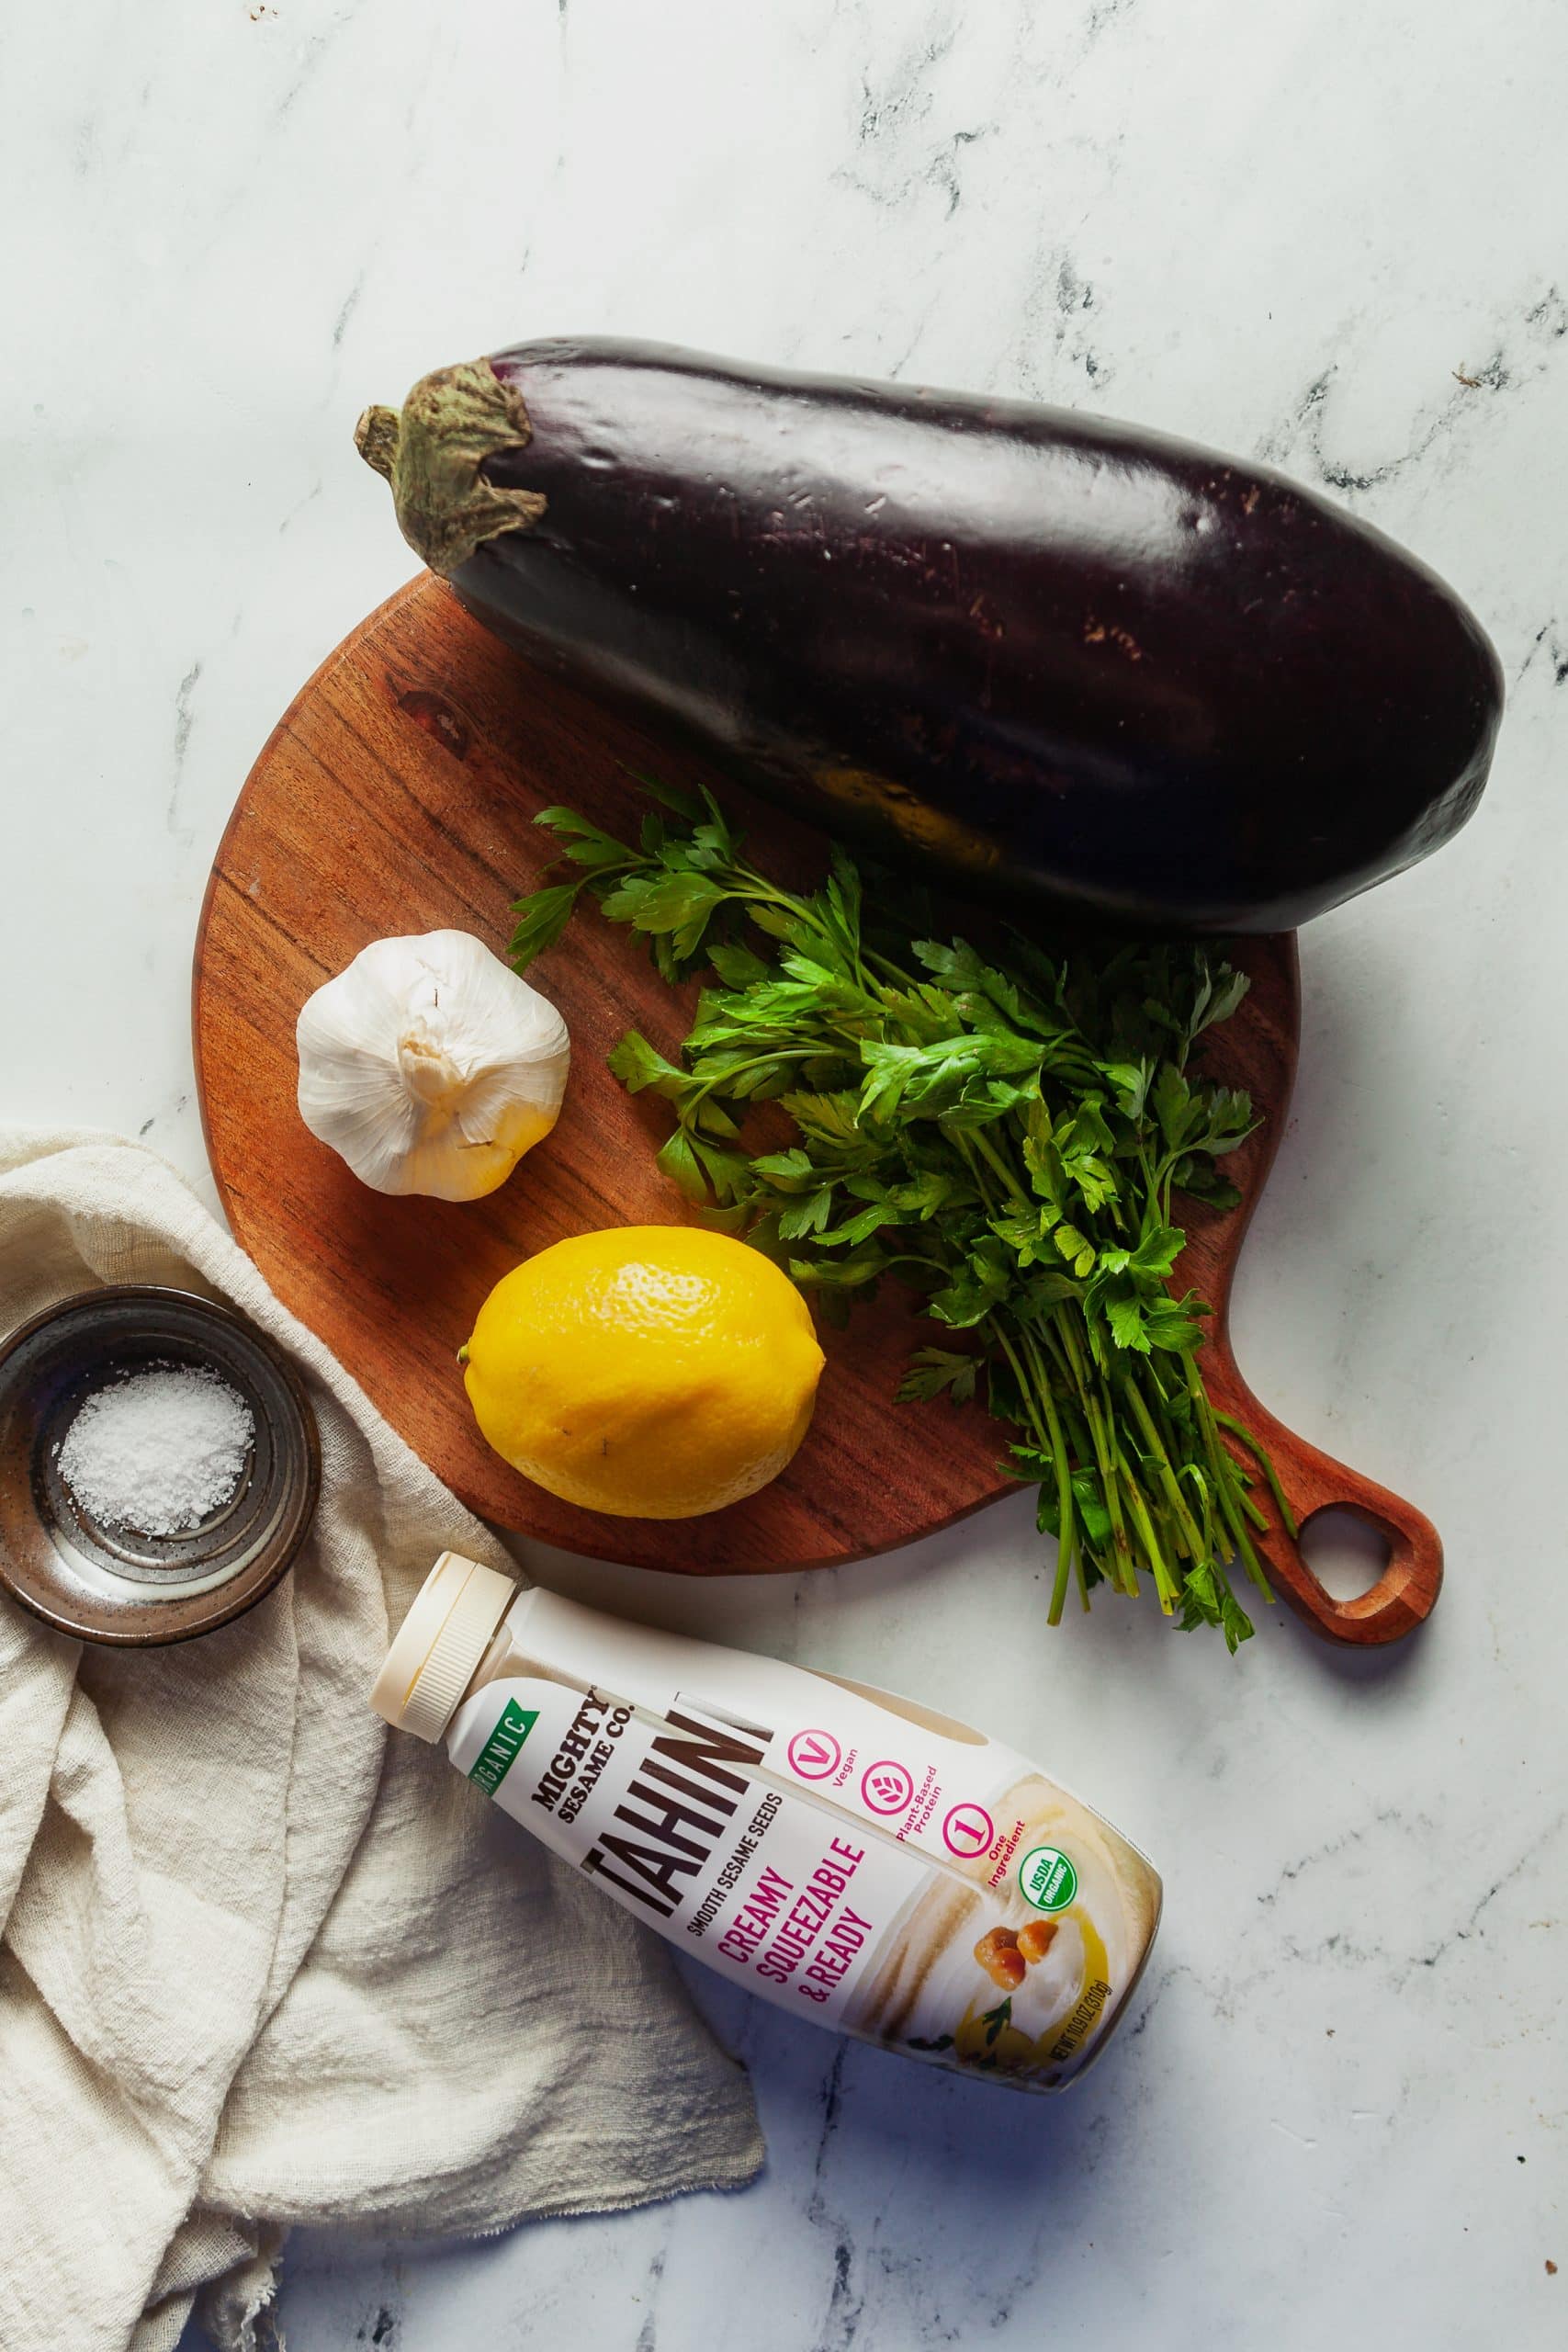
[[354, 357, 548, 576], [355, 404, 401, 481]]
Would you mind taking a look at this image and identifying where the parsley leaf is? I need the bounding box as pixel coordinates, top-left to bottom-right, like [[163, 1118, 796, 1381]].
[[897, 1348, 982, 1406]]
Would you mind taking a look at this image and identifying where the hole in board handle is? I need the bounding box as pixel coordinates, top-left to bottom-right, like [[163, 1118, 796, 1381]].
[[1298, 1506, 1393, 1603]]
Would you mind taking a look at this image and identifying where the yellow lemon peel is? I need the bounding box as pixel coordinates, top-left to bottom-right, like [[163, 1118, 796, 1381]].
[[463, 1227, 825, 1520]]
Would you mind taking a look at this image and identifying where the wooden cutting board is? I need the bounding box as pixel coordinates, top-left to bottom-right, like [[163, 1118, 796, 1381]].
[[193, 575, 1440, 1642]]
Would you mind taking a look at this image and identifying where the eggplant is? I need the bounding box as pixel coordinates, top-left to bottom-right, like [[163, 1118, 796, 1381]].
[[356, 341, 1502, 933]]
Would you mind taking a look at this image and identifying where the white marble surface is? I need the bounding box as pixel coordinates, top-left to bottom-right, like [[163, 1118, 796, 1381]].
[[5, 0, 1566, 2344]]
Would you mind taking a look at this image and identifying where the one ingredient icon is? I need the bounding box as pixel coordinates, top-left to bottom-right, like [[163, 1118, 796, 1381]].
[[942, 1803, 996, 1860]]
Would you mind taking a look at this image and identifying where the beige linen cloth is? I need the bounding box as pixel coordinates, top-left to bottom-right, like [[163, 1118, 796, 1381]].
[[0, 1132, 763, 2352]]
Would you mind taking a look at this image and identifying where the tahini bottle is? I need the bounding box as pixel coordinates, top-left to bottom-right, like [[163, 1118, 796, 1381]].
[[374, 1555, 1162, 2090]]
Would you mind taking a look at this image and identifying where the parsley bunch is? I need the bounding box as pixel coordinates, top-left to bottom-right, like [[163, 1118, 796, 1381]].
[[511, 780, 1287, 1648]]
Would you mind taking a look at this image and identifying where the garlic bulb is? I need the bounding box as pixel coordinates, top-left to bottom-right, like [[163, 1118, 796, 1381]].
[[296, 930, 570, 1201]]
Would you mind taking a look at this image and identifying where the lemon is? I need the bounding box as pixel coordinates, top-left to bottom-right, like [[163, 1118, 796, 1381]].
[[462, 1227, 826, 1519]]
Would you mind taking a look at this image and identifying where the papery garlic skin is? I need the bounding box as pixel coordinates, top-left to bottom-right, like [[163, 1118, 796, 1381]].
[[296, 930, 570, 1201]]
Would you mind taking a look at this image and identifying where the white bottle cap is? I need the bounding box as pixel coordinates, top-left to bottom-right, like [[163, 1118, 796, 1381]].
[[371, 1552, 519, 1743]]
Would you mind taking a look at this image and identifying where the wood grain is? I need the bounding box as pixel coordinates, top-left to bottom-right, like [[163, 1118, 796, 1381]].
[[193, 575, 1440, 1640]]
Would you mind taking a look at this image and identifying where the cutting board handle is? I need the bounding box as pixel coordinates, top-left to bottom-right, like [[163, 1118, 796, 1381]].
[[1223, 1397, 1443, 1645]]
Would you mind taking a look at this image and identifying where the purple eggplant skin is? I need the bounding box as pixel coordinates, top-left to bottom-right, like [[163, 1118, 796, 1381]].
[[363, 340, 1503, 934]]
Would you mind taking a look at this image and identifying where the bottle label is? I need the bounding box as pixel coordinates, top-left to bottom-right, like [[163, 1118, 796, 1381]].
[[444, 1591, 1159, 2089]]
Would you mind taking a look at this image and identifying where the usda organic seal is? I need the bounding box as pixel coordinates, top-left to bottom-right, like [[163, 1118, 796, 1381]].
[[1018, 1844, 1077, 1913]]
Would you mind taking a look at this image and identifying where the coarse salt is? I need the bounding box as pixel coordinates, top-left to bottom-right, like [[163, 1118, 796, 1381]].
[[57, 1364, 254, 1536]]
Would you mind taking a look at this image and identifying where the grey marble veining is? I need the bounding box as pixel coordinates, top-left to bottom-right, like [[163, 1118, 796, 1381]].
[[4, 0, 1565, 2346]]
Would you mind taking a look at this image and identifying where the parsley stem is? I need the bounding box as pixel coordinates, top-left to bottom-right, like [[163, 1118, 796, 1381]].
[[1050, 1314, 1137, 1583], [1208, 1427, 1274, 1599], [1015, 1322, 1079, 1624], [968, 1125, 1032, 1214], [1115, 1468, 1178, 1608], [1214, 1408, 1301, 1540], [1122, 1375, 1210, 1565], [1182, 1361, 1277, 1600]]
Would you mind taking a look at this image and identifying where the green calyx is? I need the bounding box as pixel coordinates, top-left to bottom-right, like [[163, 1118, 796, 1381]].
[[355, 358, 547, 576]]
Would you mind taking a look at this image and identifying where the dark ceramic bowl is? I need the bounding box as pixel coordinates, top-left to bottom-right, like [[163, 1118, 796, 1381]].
[[0, 1285, 321, 1645]]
